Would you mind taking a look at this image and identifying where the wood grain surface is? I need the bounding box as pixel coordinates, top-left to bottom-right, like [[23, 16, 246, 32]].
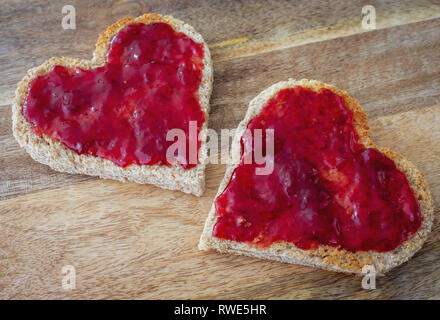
[[0, 0, 439, 299]]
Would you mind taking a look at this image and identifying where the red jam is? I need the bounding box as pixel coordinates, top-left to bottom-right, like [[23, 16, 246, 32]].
[[23, 23, 205, 168], [213, 87, 422, 252]]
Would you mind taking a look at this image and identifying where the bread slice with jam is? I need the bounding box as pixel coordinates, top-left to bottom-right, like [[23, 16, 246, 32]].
[[199, 79, 434, 275], [12, 14, 212, 196]]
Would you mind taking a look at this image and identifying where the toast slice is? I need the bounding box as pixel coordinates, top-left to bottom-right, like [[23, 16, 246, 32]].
[[199, 79, 434, 275], [12, 14, 212, 196]]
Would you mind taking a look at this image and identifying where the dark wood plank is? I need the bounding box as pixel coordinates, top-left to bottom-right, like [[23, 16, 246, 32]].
[[209, 18, 440, 133], [1, 0, 439, 105]]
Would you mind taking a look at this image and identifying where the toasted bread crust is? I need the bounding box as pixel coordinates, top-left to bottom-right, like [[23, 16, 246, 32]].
[[12, 14, 213, 196], [199, 79, 434, 275]]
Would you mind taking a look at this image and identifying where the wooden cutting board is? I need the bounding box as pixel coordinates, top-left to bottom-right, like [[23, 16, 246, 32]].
[[1, 0, 439, 299]]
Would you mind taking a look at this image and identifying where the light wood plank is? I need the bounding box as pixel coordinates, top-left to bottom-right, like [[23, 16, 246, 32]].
[[0, 104, 439, 299]]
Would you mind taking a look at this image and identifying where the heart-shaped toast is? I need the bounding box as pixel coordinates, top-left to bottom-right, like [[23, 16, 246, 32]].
[[12, 14, 212, 196], [199, 79, 433, 274]]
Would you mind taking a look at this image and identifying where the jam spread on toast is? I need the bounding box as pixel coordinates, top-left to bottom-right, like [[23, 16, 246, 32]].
[[23, 22, 205, 168], [213, 87, 421, 252]]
